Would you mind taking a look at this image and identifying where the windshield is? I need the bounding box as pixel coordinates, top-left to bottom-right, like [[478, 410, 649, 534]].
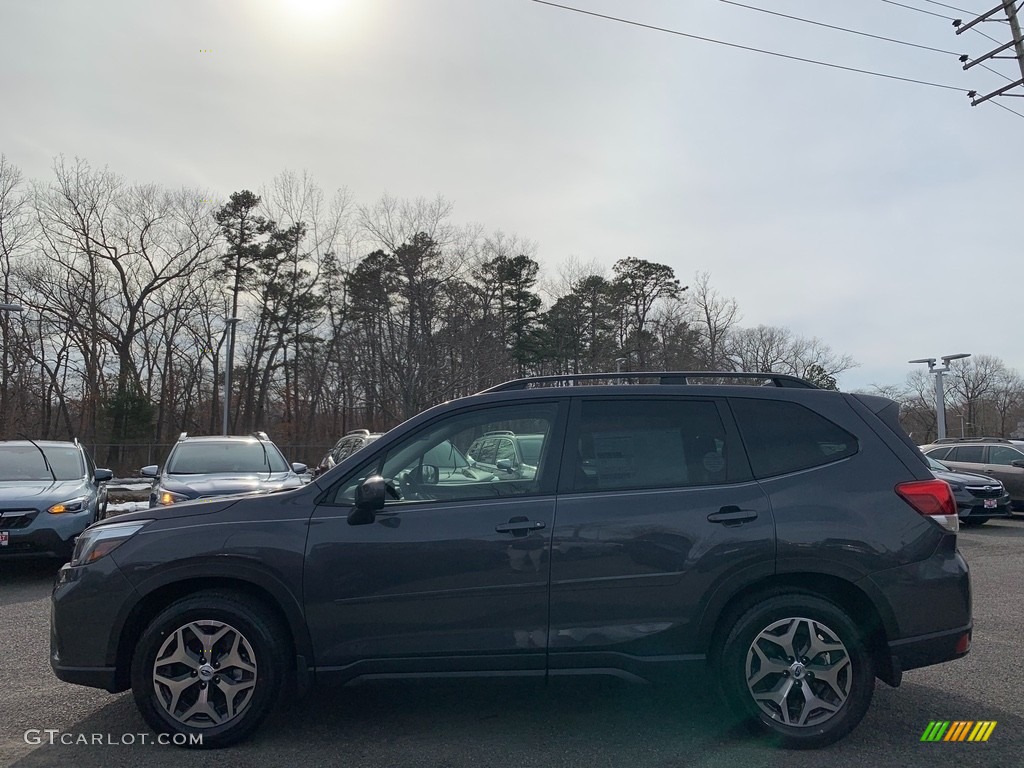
[[0, 444, 84, 481], [926, 456, 948, 472], [166, 441, 289, 474]]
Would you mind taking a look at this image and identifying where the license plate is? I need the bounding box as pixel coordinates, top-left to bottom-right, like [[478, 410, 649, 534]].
[[0, 531, 7, 546], [984, 498, 997, 509]]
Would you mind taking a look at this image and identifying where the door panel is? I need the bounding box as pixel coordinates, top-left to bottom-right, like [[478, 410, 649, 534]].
[[548, 483, 773, 660], [305, 497, 555, 670], [547, 395, 774, 664], [303, 398, 567, 674]]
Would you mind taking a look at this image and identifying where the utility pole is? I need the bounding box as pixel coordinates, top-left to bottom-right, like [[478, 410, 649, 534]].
[[222, 317, 241, 436], [956, 1, 1024, 107], [909, 354, 971, 441]]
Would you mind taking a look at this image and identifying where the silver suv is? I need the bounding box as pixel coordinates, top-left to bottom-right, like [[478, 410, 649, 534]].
[[919, 437, 1024, 509], [466, 430, 545, 480]]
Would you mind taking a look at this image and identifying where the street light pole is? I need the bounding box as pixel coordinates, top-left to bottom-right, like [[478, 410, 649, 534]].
[[222, 317, 241, 436], [0, 304, 23, 312], [909, 353, 971, 441]]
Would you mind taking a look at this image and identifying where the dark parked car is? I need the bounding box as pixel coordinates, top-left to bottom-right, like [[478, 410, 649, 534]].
[[51, 372, 971, 750], [0, 439, 112, 560], [924, 455, 1011, 526], [920, 438, 1024, 508], [313, 429, 383, 477], [140, 432, 307, 507]]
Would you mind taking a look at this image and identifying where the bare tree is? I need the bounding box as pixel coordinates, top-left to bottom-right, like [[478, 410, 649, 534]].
[[690, 271, 739, 370]]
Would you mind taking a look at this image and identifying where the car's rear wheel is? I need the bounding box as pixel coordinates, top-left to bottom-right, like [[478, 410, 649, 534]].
[[131, 591, 287, 749], [719, 594, 874, 749]]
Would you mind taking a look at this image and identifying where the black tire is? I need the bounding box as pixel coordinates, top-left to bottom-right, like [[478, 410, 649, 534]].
[[131, 591, 288, 749], [718, 594, 875, 749]]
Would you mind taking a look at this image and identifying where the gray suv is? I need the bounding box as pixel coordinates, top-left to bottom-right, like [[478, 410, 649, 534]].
[[51, 372, 971, 750], [141, 432, 307, 507], [0, 439, 112, 560], [920, 437, 1024, 508]]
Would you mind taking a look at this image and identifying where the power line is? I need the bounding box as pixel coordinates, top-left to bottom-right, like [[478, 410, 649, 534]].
[[531, 0, 971, 92], [980, 62, 1017, 81], [720, 0, 965, 56], [880, 0, 957, 21], [991, 99, 1024, 118], [881, 0, 1004, 44], [920, 0, 984, 15]]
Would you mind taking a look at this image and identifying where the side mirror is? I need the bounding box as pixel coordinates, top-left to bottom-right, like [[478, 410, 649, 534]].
[[1011, 460, 1024, 468], [348, 476, 386, 525], [496, 458, 514, 472], [94, 468, 113, 482], [140, 465, 159, 478], [291, 462, 308, 475]]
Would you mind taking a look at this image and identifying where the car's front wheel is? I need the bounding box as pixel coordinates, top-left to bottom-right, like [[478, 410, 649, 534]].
[[718, 594, 875, 749], [130, 591, 287, 749]]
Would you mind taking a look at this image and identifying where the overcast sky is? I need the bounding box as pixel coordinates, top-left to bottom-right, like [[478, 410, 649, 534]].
[[3, 0, 1021, 390]]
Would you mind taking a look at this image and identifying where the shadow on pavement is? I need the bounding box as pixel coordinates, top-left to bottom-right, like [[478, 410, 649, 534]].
[[9, 673, 1024, 768]]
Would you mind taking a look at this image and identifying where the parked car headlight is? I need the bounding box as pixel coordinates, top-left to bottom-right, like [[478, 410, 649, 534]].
[[155, 489, 189, 505], [946, 484, 963, 492], [70, 520, 151, 566], [47, 496, 88, 514]]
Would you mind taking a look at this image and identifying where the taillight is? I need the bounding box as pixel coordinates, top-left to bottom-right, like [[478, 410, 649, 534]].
[[896, 479, 959, 532]]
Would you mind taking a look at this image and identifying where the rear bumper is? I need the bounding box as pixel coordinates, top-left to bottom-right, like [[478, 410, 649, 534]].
[[889, 622, 972, 674]]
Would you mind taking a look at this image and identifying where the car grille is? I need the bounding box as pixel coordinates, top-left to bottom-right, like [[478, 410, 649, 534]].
[[965, 485, 1003, 499], [0, 510, 37, 530]]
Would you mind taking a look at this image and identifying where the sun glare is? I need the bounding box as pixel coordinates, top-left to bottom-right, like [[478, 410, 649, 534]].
[[283, 0, 342, 21]]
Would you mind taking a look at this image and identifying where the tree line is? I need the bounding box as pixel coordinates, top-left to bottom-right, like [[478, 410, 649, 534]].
[[0, 156, 858, 471], [866, 355, 1024, 444]]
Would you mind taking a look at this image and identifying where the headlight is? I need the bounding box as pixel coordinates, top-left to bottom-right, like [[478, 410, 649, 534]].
[[70, 520, 151, 566], [946, 484, 963, 492], [47, 497, 88, 514], [155, 489, 190, 505]]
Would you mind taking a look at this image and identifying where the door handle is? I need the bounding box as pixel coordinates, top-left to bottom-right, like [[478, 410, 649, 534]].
[[707, 506, 758, 525], [495, 516, 546, 536]]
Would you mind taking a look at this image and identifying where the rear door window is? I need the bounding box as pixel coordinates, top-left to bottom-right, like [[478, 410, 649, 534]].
[[987, 446, 1023, 466], [947, 446, 985, 463], [569, 398, 737, 492], [730, 398, 858, 479]]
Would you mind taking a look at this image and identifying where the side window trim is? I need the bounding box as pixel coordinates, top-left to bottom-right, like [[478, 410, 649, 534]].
[[318, 398, 570, 507]]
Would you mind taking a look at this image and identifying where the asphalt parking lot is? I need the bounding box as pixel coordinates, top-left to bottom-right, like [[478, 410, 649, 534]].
[[1, 520, 1022, 768]]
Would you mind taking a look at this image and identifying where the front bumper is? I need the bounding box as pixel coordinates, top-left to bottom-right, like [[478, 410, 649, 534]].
[[50, 558, 138, 692], [0, 510, 92, 559]]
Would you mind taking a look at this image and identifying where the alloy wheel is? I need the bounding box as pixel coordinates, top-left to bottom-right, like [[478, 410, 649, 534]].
[[152, 620, 258, 728], [744, 616, 852, 728]]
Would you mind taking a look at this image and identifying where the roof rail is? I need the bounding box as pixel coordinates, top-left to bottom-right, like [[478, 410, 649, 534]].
[[479, 371, 818, 393], [345, 429, 371, 436], [178, 432, 188, 441], [484, 430, 516, 436], [252, 431, 270, 441], [933, 436, 1015, 444]]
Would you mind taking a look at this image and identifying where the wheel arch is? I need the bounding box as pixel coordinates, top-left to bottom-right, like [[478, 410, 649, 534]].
[[701, 573, 900, 687], [112, 570, 312, 692]]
